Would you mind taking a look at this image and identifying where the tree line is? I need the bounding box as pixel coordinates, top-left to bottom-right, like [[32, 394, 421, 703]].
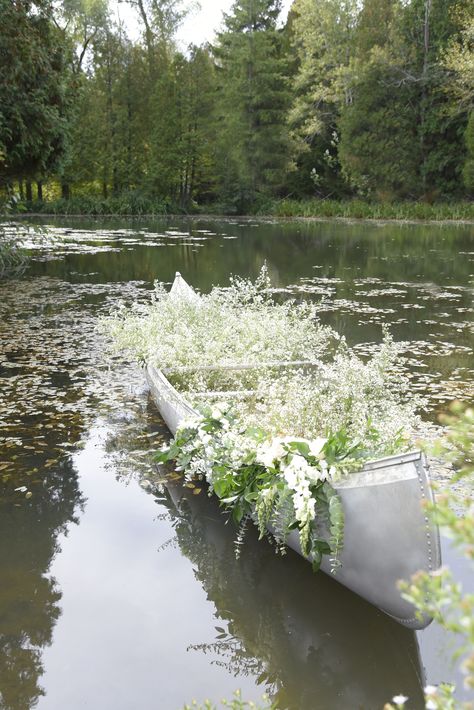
[[1, 0, 473, 213]]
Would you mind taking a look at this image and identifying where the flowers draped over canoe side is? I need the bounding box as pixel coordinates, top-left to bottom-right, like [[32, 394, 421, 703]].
[[156, 405, 391, 573]]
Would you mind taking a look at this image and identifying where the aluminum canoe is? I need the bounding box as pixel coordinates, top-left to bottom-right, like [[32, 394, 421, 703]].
[[146, 272, 441, 629]]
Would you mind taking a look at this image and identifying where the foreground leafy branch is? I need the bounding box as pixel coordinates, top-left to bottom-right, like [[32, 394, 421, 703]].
[[385, 404, 474, 710]]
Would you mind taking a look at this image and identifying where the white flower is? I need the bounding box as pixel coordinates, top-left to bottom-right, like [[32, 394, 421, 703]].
[[392, 695, 408, 706], [283, 467, 297, 489], [283, 453, 311, 478], [256, 438, 286, 467], [424, 686, 437, 696], [305, 465, 326, 483], [308, 437, 327, 457], [425, 701, 436, 710]]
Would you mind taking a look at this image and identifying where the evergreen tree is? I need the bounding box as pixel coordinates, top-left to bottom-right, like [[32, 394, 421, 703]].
[[338, 48, 420, 198], [288, 0, 358, 197], [0, 0, 69, 185], [337, 0, 420, 198], [400, 0, 469, 197], [214, 0, 291, 211], [464, 111, 474, 193], [337, 0, 471, 198]]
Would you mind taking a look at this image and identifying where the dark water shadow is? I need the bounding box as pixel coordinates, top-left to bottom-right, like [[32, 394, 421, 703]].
[[157, 475, 426, 710]]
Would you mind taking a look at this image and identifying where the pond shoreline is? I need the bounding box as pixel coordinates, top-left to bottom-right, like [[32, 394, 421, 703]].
[[12, 212, 474, 227]]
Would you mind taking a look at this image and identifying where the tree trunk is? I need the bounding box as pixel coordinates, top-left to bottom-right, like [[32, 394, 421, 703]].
[[18, 180, 24, 200], [61, 182, 70, 200], [37, 181, 43, 201], [420, 0, 431, 197], [136, 0, 155, 76], [25, 181, 33, 202]]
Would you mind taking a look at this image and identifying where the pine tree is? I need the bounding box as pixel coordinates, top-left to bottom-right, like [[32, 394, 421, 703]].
[[214, 0, 291, 211], [288, 0, 358, 197], [337, 0, 421, 198]]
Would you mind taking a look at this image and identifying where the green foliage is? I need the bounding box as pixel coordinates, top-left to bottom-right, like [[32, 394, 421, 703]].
[[7, 0, 474, 209], [288, 0, 358, 197], [214, 0, 292, 211], [267, 197, 474, 221], [464, 112, 474, 194], [183, 689, 274, 710], [0, 230, 29, 278], [289, 0, 472, 200], [393, 404, 474, 708], [157, 405, 352, 573], [0, 198, 29, 277], [338, 49, 419, 198], [148, 47, 217, 208], [0, 0, 69, 184], [25, 192, 171, 215]]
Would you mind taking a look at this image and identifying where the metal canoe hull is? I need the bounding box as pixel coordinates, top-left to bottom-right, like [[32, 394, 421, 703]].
[[146, 361, 441, 629]]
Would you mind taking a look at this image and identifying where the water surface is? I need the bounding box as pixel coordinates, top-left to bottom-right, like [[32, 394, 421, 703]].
[[1, 217, 473, 709]]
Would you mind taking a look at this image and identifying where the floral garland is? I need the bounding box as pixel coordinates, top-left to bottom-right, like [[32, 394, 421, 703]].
[[157, 404, 373, 573]]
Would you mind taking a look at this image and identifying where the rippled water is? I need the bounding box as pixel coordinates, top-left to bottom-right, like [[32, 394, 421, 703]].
[[0, 217, 473, 709]]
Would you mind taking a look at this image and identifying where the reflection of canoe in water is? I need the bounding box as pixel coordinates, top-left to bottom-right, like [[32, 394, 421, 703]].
[[160, 478, 427, 710], [146, 272, 442, 630]]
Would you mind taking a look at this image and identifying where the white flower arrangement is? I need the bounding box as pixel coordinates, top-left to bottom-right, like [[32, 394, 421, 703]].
[[157, 406, 347, 572], [104, 268, 423, 568], [101, 266, 339, 392]]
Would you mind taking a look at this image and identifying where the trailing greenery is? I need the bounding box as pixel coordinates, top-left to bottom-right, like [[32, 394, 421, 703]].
[[157, 405, 356, 572], [0, 197, 29, 277]]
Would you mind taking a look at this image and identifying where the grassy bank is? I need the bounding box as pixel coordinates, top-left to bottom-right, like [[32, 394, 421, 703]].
[[14, 196, 474, 222], [20, 195, 171, 217], [266, 198, 474, 222]]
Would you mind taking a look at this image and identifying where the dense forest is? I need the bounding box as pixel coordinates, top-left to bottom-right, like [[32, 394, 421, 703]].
[[0, 0, 473, 213]]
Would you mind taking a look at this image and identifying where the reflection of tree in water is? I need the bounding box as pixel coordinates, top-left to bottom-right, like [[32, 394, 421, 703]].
[[155, 479, 427, 710], [0, 458, 83, 710]]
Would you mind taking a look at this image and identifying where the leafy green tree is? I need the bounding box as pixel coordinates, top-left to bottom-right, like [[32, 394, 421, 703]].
[[337, 0, 471, 199], [0, 0, 69, 186], [400, 0, 469, 198], [126, 0, 188, 75], [338, 57, 420, 198], [288, 0, 358, 197], [464, 112, 474, 194], [214, 0, 292, 211], [443, 5, 474, 195], [147, 47, 216, 208]]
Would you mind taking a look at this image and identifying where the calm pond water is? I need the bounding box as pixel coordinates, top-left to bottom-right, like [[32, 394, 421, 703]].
[[0, 216, 473, 710]]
